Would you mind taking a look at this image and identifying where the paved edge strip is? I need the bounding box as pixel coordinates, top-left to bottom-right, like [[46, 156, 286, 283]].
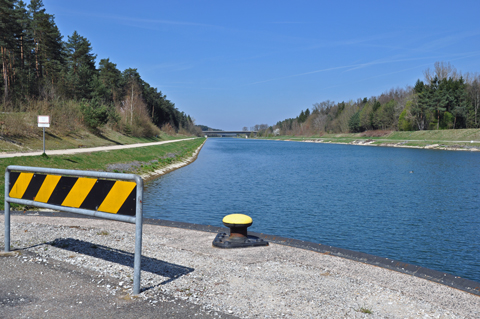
[[2, 210, 480, 297]]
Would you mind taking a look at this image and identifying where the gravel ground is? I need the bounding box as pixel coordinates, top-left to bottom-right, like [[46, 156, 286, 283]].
[[2, 214, 479, 319], [0, 246, 238, 319]]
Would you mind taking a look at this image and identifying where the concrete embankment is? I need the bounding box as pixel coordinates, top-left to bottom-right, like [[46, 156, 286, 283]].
[[1, 212, 479, 318], [297, 138, 480, 151], [140, 139, 206, 182]]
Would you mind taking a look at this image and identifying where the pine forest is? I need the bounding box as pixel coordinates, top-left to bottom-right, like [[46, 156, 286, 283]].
[[0, 0, 200, 139]]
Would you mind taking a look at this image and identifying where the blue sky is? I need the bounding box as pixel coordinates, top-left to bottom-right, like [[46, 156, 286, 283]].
[[44, 0, 480, 130]]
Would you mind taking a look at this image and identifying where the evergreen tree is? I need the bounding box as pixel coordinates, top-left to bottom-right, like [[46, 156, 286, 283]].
[[94, 58, 121, 103], [452, 78, 469, 129], [64, 30, 96, 99], [348, 111, 361, 132], [297, 109, 306, 123], [12, 0, 34, 100], [0, 0, 18, 102], [65, 31, 95, 73], [415, 88, 431, 130], [414, 79, 424, 94], [466, 78, 480, 128], [28, 0, 46, 79], [28, 0, 64, 96]]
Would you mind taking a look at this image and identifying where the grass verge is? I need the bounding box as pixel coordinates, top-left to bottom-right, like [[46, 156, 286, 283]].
[[0, 138, 205, 208], [263, 129, 480, 149], [0, 125, 191, 154]]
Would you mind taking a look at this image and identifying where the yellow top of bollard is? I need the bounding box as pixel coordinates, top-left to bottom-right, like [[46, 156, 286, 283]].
[[222, 214, 252, 226]]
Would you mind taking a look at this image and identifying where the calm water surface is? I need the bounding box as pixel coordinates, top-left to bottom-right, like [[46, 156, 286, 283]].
[[144, 138, 480, 282]]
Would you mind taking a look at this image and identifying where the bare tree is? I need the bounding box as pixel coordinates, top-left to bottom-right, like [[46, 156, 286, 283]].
[[424, 61, 459, 84], [312, 113, 327, 132], [259, 124, 269, 130], [336, 101, 357, 132], [312, 100, 335, 114]]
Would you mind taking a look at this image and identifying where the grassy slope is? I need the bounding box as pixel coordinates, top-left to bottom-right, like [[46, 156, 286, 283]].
[[387, 129, 480, 141], [268, 129, 480, 148], [0, 137, 205, 207], [0, 126, 186, 154]]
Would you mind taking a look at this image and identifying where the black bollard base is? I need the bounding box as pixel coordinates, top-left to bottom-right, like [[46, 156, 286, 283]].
[[212, 232, 269, 249]]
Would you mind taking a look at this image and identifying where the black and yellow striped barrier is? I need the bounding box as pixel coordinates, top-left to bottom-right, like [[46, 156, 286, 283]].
[[8, 172, 136, 216], [4, 165, 144, 294]]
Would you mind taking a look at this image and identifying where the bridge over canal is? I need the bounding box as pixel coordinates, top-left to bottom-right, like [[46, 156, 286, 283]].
[[202, 130, 257, 137]]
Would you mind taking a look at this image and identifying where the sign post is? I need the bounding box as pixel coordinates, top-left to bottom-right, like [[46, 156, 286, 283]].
[[37, 115, 50, 155]]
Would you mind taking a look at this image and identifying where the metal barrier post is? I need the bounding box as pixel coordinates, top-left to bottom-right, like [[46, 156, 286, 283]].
[[4, 169, 10, 252], [133, 175, 143, 295]]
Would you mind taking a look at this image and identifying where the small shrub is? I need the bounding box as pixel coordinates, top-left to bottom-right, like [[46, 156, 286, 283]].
[[441, 111, 454, 129], [80, 98, 109, 130], [357, 307, 372, 314], [398, 109, 413, 131], [0, 112, 35, 137], [161, 123, 176, 135]]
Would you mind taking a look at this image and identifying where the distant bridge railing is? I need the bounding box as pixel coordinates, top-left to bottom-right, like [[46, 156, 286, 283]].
[[203, 131, 257, 136]]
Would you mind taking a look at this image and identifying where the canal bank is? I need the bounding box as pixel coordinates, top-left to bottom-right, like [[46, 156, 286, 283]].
[[2, 211, 479, 318], [140, 139, 206, 182], [0, 138, 205, 207], [292, 138, 480, 152], [267, 128, 480, 151]]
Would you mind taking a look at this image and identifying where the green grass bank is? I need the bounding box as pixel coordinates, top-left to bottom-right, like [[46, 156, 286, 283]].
[[0, 125, 188, 154], [265, 128, 480, 150]]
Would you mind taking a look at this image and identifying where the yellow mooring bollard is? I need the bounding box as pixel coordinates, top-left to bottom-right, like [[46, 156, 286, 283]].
[[212, 214, 269, 248]]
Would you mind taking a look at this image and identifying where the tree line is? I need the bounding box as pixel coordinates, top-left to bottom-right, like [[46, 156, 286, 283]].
[[0, 0, 199, 137], [256, 62, 480, 137]]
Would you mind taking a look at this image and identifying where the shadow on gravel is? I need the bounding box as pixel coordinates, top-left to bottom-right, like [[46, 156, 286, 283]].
[[46, 238, 194, 290]]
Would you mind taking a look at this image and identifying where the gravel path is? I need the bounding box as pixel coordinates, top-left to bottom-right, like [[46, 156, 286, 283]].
[[2, 214, 479, 319]]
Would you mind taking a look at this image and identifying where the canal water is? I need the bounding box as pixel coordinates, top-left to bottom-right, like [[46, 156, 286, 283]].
[[144, 138, 480, 283]]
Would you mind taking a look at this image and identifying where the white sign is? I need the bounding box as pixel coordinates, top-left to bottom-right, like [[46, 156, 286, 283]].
[[38, 115, 50, 128]]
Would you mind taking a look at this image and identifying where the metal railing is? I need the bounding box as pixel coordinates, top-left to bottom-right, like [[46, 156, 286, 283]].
[[4, 165, 144, 294]]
